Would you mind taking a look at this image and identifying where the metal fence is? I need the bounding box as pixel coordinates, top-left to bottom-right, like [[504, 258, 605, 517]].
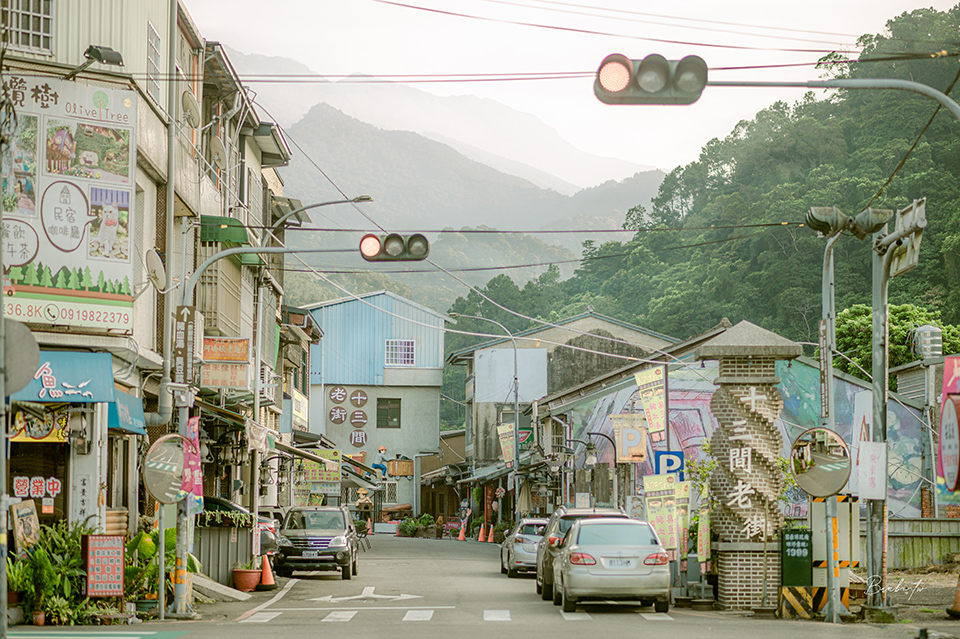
[[858, 518, 960, 570], [194, 526, 254, 587]]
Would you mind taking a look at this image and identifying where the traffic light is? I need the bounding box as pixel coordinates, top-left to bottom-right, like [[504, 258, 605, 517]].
[[850, 208, 894, 240], [594, 53, 708, 105], [359, 233, 429, 261], [806, 207, 850, 237]]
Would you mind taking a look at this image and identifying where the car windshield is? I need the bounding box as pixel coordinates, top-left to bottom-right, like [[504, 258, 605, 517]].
[[559, 514, 625, 535], [575, 523, 658, 546], [520, 523, 545, 536], [286, 510, 345, 530]]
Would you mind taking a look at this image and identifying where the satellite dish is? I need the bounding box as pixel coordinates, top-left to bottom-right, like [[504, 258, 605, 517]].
[[145, 248, 166, 290], [209, 135, 227, 171], [5, 318, 39, 395], [181, 89, 201, 128]]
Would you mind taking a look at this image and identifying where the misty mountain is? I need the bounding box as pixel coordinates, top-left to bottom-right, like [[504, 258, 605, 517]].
[[226, 47, 651, 191]]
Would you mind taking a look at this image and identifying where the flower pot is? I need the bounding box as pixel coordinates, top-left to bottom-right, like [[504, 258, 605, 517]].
[[134, 598, 159, 614], [232, 568, 261, 592], [32, 610, 45, 626], [7, 590, 21, 605]]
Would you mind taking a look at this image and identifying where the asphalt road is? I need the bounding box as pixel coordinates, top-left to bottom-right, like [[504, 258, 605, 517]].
[[23, 535, 959, 639]]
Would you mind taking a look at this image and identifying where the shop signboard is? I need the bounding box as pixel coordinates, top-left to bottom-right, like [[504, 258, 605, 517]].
[[201, 336, 249, 389], [1, 75, 138, 332], [82, 534, 125, 597], [303, 449, 342, 483]]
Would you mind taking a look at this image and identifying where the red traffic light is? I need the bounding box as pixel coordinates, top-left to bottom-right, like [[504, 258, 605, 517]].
[[359, 233, 429, 261], [359, 234, 382, 258]]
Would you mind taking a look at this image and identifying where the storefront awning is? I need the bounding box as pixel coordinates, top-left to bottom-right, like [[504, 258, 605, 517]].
[[108, 389, 147, 436], [274, 441, 339, 472], [10, 351, 115, 403]]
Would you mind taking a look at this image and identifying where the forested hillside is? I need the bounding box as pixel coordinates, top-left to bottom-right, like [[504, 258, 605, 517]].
[[440, 6, 960, 428]]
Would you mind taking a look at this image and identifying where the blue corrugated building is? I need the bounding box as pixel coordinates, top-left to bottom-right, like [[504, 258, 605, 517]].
[[304, 291, 448, 515]]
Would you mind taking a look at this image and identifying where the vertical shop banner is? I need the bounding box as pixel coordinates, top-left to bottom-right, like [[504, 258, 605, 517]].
[[643, 473, 679, 549], [1, 76, 138, 332], [634, 367, 667, 442], [675, 480, 691, 552], [696, 485, 711, 562], [497, 423, 516, 468], [181, 416, 203, 512]]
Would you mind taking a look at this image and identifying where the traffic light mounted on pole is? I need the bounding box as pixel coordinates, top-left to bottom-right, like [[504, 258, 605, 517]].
[[850, 208, 895, 240], [594, 53, 708, 105], [359, 233, 429, 261], [806, 206, 850, 237]]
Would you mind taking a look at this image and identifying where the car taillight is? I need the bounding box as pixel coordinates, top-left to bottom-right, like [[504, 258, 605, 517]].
[[570, 553, 596, 565], [548, 535, 563, 547], [644, 552, 669, 565]]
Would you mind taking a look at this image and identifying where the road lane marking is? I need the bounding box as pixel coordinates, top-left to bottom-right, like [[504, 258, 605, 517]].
[[271, 606, 455, 611], [560, 611, 592, 621], [640, 613, 674, 620], [240, 611, 282, 623], [484, 610, 511, 621], [403, 609, 434, 621], [235, 574, 300, 621], [322, 611, 358, 622]]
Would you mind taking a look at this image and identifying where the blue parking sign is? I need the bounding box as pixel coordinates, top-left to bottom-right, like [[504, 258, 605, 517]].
[[654, 450, 684, 480]]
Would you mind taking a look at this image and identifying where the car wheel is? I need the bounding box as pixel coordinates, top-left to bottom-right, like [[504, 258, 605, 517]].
[[507, 566, 518, 578], [501, 552, 508, 574], [654, 598, 669, 613], [541, 580, 552, 601], [342, 563, 351, 580], [352, 555, 358, 576], [536, 578, 542, 595], [561, 585, 576, 613], [552, 580, 562, 606], [276, 568, 292, 578]]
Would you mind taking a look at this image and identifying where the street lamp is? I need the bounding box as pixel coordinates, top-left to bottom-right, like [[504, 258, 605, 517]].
[[448, 313, 521, 480], [269, 196, 373, 236]]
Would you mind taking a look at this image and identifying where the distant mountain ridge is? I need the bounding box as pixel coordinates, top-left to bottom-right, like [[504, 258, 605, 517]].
[[225, 47, 652, 191]]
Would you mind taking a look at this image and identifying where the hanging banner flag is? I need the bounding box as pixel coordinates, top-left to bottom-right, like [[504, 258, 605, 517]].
[[497, 423, 516, 468], [696, 485, 711, 562], [181, 416, 204, 513], [634, 367, 667, 442], [643, 473, 679, 549]]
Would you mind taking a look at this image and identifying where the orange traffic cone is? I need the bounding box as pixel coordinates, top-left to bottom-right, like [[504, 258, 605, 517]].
[[948, 572, 960, 618], [367, 517, 373, 535], [458, 524, 466, 541], [478, 524, 486, 543], [258, 555, 278, 590], [488, 526, 496, 543]]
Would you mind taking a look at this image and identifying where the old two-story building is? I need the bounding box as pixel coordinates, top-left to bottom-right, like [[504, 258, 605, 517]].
[[306, 291, 448, 516], [446, 310, 676, 523]]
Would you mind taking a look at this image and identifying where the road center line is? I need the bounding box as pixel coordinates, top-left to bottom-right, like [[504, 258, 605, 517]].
[[235, 576, 300, 621], [240, 611, 282, 623], [640, 613, 674, 621], [484, 610, 511, 621], [322, 610, 358, 622], [270, 606, 456, 611], [403, 609, 434, 621]]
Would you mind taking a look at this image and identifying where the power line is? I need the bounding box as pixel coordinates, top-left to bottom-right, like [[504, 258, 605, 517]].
[[200, 221, 804, 234]]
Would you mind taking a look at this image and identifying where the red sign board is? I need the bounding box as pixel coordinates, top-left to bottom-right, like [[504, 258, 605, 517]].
[[82, 535, 125, 597]]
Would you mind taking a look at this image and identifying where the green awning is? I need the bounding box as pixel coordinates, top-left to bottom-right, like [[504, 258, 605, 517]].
[[201, 215, 250, 245]]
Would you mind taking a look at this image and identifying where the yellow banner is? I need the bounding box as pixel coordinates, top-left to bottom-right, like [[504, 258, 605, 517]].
[[634, 367, 666, 438], [11, 410, 68, 443]]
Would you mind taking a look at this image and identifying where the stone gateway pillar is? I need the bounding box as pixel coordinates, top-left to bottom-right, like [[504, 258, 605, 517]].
[[695, 320, 802, 610]]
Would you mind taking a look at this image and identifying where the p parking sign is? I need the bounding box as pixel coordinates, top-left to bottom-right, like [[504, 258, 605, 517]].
[[654, 450, 684, 480]]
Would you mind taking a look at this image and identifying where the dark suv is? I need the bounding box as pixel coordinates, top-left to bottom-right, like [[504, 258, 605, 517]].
[[274, 506, 359, 579], [536, 506, 628, 601]]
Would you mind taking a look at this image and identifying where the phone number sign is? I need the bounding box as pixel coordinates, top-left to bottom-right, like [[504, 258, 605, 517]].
[[4, 296, 132, 332]]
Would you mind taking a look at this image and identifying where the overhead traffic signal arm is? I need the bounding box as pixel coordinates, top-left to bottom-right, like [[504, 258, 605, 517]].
[[595, 53, 708, 105], [359, 233, 430, 261]]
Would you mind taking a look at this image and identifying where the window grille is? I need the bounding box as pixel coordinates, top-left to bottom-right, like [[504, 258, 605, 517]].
[[385, 339, 415, 366], [146, 22, 161, 103], [2, 0, 53, 53]]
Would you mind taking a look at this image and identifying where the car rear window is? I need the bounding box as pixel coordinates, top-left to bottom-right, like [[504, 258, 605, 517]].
[[286, 510, 345, 530], [575, 523, 658, 546], [520, 523, 546, 535], [558, 513, 626, 534]]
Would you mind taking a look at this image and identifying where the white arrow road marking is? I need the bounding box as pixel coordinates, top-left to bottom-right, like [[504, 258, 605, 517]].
[[309, 586, 422, 603], [403, 609, 434, 621], [240, 611, 282, 623], [322, 611, 358, 622], [484, 610, 511, 621], [560, 611, 592, 621], [640, 613, 674, 621]]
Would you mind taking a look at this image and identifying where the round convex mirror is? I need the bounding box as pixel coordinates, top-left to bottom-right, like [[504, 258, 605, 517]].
[[143, 434, 188, 504], [790, 427, 851, 498]]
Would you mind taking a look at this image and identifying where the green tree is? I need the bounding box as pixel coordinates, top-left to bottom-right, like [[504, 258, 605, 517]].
[[21, 262, 38, 286], [67, 268, 80, 290], [38, 265, 52, 288], [80, 267, 93, 291]]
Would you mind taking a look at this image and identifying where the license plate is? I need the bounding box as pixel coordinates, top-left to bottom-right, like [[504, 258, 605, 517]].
[[607, 557, 633, 568], [302, 550, 320, 558]]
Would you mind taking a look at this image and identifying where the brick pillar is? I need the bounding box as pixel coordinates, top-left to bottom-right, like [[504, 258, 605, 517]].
[[695, 321, 802, 611]]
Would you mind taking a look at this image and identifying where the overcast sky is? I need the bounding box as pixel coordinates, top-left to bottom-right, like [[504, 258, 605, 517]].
[[187, 0, 957, 173]]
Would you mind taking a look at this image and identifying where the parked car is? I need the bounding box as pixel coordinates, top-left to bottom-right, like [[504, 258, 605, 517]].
[[202, 496, 277, 555], [552, 518, 670, 613], [500, 517, 548, 577], [259, 505, 287, 530], [536, 506, 628, 601], [274, 506, 359, 579]]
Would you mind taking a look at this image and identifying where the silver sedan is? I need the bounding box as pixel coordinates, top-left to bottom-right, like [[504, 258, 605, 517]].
[[552, 518, 670, 613], [500, 518, 548, 577]]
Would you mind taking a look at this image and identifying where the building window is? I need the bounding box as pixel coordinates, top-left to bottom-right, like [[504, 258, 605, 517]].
[[383, 481, 399, 504], [385, 339, 415, 367], [377, 398, 401, 429], [146, 22, 161, 103], [2, 0, 54, 53]]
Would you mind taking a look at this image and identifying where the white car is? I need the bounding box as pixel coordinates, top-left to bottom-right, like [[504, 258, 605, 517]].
[[500, 518, 548, 577], [552, 518, 670, 613]]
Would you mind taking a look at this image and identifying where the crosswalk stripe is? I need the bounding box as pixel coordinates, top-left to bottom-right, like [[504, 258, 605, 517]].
[[484, 609, 511, 621], [560, 611, 592, 621], [640, 612, 674, 621], [241, 611, 282, 623], [403, 609, 434, 621], [322, 610, 358, 622]]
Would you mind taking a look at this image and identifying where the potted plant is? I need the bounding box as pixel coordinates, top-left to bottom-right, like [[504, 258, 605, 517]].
[[6, 556, 28, 605], [24, 546, 57, 625], [232, 558, 262, 592]]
